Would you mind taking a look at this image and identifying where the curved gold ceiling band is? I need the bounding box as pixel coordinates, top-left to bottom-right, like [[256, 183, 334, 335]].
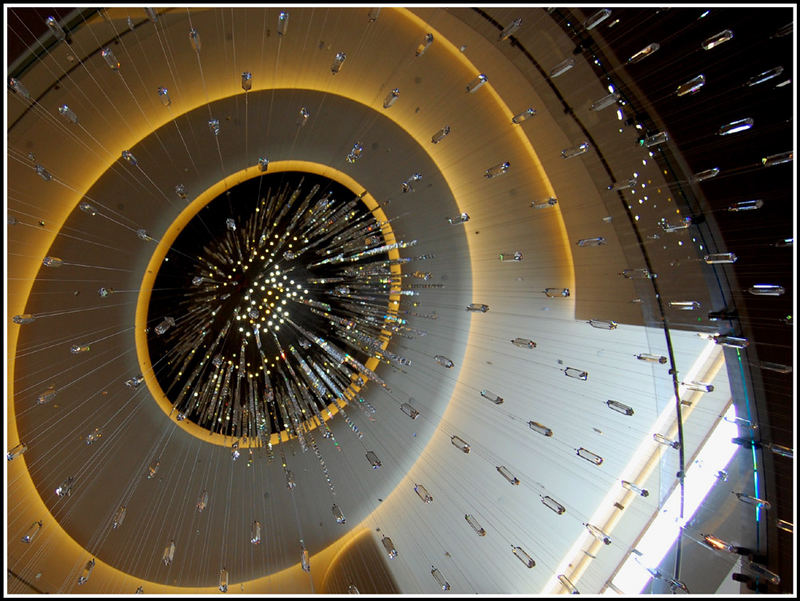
[[134, 160, 402, 447]]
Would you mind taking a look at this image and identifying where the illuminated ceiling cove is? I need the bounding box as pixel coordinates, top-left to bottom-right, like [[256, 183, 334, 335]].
[[6, 5, 795, 596]]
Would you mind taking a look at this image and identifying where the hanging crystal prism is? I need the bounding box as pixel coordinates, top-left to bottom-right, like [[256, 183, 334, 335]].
[[683, 381, 714, 393], [512, 107, 536, 123], [532, 197, 558, 208], [13, 314, 36, 325], [346, 142, 363, 163], [746, 561, 780, 585], [761, 151, 792, 167], [297, 107, 309, 127], [676, 74, 706, 96], [414, 483, 433, 503], [694, 167, 719, 181], [499, 251, 523, 262], [218, 568, 229, 593], [713, 335, 748, 348], [607, 400, 634, 416], [277, 11, 289, 35], [728, 199, 763, 212], [22, 520, 43, 543], [620, 268, 652, 279], [588, 319, 617, 330], [156, 87, 171, 106], [347, 584, 359, 594], [250, 521, 262, 544], [550, 58, 575, 78], [431, 566, 450, 590], [704, 253, 737, 264], [331, 52, 346, 74], [766, 443, 792, 458], [300, 541, 310, 572], [37, 385, 57, 405], [669, 301, 701, 310], [528, 421, 553, 437], [621, 480, 649, 496], [162, 540, 176, 565], [591, 92, 621, 111], [43, 256, 63, 267], [77, 558, 95, 585], [208, 119, 220, 136], [112, 505, 126, 528], [499, 17, 522, 41], [365, 451, 382, 469], [558, 574, 579, 594], [56, 476, 74, 497], [447, 212, 469, 224], [511, 338, 536, 348], [496, 465, 520, 485], [748, 284, 784, 296], [585, 522, 612, 544], [702, 29, 734, 50], [465, 513, 486, 536], [642, 131, 669, 147], [759, 361, 792, 374], [584, 8, 611, 30], [46, 16, 67, 41], [577, 448, 603, 465], [466, 303, 489, 313], [653, 433, 680, 449], [241, 71, 252, 91], [174, 184, 187, 200], [155, 317, 176, 335], [562, 142, 589, 158], [367, 7, 381, 22], [189, 28, 201, 52], [609, 179, 637, 191], [718, 118, 753, 136], [195, 490, 208, 512], [58, 104, 78, 124], [466, 74, 488, 93], [627, 43, 660, 63], [746, 66, 783, 87], [125, 375, 144, 389], [400, 402, 419, 419], [8, 442, 28, 461], [102, 48, 120, 70], [85, 428, 102, 444], [734, 492, 770, 509], [383, 88, 400, 109], [98, 287, 115, 297], [512, 545, 535, 568], [541, 495, 566, 514], [434, 355, 454, 368], [332, 504, 346, 524], [563, 367, 588, 380], [9, 77, 31, 99], [381, 536, 397, 558], [776, 519, 793, 533], [146, 461, 160, 479], [416, 33, 434, 57], [480, 390, 503, 405], [577, 237, 606, 247], [35, 164, 53, 181], [431, 125, 450, 143], [485, 161, 510, 178], [121, 150, 137, 166], [636, 353, 667, 364], [451, 435, 470, 453]]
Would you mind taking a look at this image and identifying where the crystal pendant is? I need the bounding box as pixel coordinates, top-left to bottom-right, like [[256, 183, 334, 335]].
[[544, 287, 570, 297], [713, 334, 748, 348], [585, 522, 611, 544], [636, 353, 667, 364], [147, 461, 160, 479], [37, 385, 57, 405], [22, 520, 43, 543], [528, 421, 553, 437], [563, 367, 588, 380], [7, 442, 28, 461], [747, 561, 780, 585], [416, 33, 434, 57], [9, 77, 31, 98], [761, 151, 792, 167], [55, 476, 75, 497], [653, 433, 680, 449], [718, 118, 753, 136], [550, 58, 575, 78], [561, 142, 589, 158], [431, 566, 450, 590], [512, 107, 536, 123], [466, 74, 488, 94], [125, 375, 144, 389], [588, 319, 617, 330], [734, 492, 770, 509], [331, 52, 346, 74], [748, 284, 784, 296], [607, 400, 634, 416], [300, 542, 310, 572], [558, 574, 579, 594], [218, 568, 229, 593], [400, 402, 419, 419], [175, 184, 187, 199], [155, 317, 176, 335], [541, 495, 566, 514], [609, 179, 637, 191], [447, 212, 469, 224], [434, 355, 454, 368], [466, 303, 489, 312], [496, 465, 520, 485], [591, 92, 621, 111], [241, 71, 252, 91], [512, 545, 535, 568], [208, 119, 220, 136], [250, 521, 262, 544], [346, 142, 363, 163], [101, 48, 120, 70], [297, 107, 309, 127], [383, 88, 400, 109], [532, 197, 558, 208], [694, 167, 719, 181], [196, 490, 208, 512], [676, 74, 706, 96], [577, 237, 606, 247], [485, 161, 510, 178], [702, 29, 734, 50], [642, 131, 669, 147], [162, 540, 176, 565], [621, 480, 649, 496], [189, 28, 201, 53], [728, 199, 763, 211], [367, 7, 381, 22], [584, 9, 611, 30], [35, 164, 53, 181], [13, 314, 36, 325], [577, 448, 603, 465], [121, 150, 138, 165], [683, 381, 714, 393], [759, 361, 792, 374], [414, 483, 433, 503], [627, 43, 660, 63], [431, 125, 450, 143], [669, 301, 701, 310], [277, 11, 289, 35], [85, 428, 102, 444], [746, 66, 784, 87], [332, 504, 346, 524], [58, 104, 78, 124], [480, 390, 503, 405], [511, 338, 536, 348], [365, 450, 381, 469], [77, 558, 95, 585], [499, 17, 522, 41], [145, 8, 158, 23], [112, 505, 126, 528], [465, 513, 486, 536], [43, 256, 63, 268], [347, 584, 359, 594], [451, 435, 470, 453], [499, 251, 523, 262], [381, 536, 397, 558], [704, 253, 737, 264], [157, 87, 171, 106]]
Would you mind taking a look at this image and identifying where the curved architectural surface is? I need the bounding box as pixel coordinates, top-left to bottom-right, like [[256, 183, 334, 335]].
[[6, 6, 794, 595]]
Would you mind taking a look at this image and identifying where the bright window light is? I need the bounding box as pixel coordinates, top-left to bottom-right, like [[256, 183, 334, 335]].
[[610, 403, 739, 593]]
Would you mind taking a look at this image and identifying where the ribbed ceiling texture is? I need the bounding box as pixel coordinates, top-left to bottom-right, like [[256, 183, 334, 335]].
[[6, 5, 795, 596]]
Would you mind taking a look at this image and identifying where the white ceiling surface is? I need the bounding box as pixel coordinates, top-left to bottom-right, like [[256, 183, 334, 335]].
[[7, 6, 728, 594]]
